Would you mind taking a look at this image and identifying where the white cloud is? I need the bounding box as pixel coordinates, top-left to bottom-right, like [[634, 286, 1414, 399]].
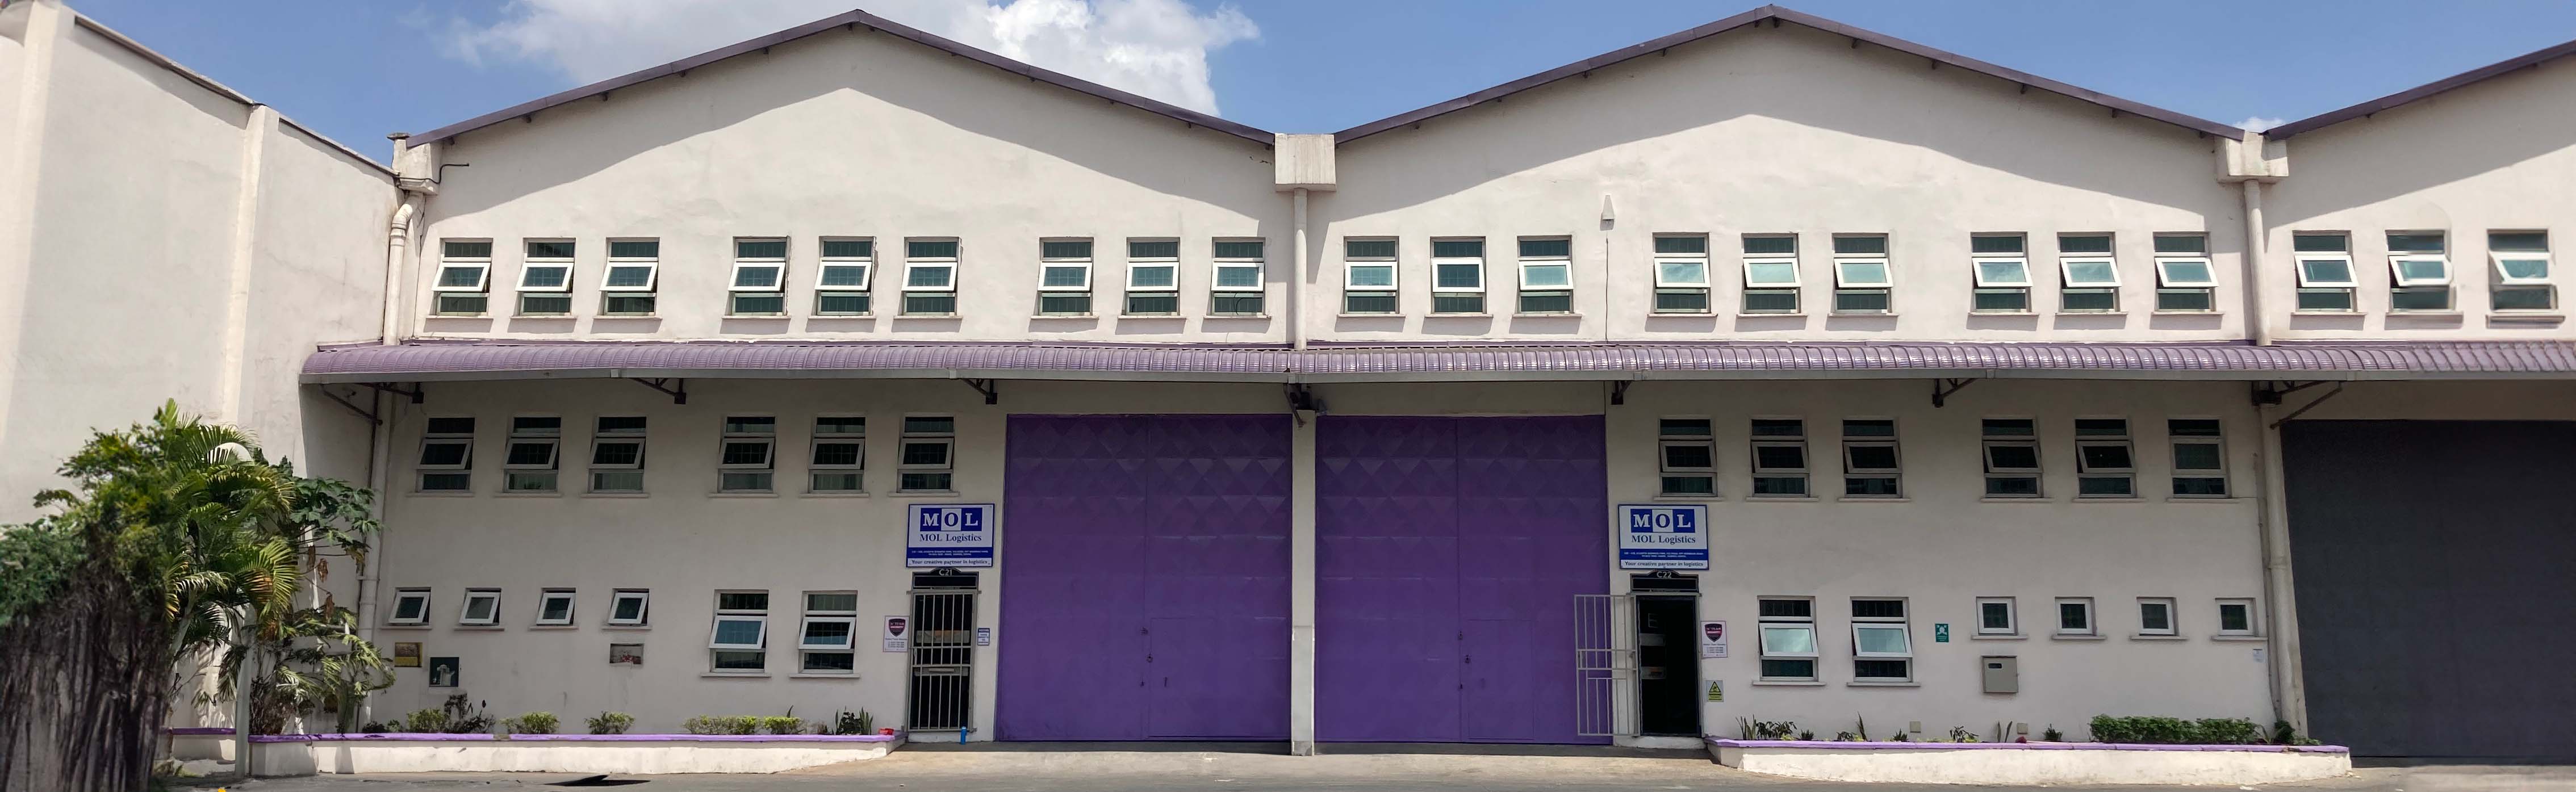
[[440, 0, 1256, 114], [2237, 116, 2285, 132]]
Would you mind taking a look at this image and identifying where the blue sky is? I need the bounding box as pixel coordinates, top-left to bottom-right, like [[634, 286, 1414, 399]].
[[67, 0, 2576, 161]]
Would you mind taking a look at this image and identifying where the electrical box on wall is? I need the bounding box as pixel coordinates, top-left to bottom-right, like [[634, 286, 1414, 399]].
[[1982, 656, 2019, 693]]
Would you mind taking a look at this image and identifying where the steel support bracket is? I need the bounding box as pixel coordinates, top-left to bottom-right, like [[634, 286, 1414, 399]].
[[631, 378, 686, 404], [1285, 384, 1323, 414], [1931, 378, 1978, 408], [321, 385, 380, 426], [1610, 380, 1632, 406], [963, 378, 998, 405], [364, 382, 424, 404], [2270, 382, 2348, 428], [2252, 380, 2326, 407]]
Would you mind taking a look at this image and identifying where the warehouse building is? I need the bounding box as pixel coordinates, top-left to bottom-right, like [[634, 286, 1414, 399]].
[[6, 0, 2575, 760]]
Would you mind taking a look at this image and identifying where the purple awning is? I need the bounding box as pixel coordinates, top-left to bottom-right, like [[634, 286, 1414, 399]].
[[300, 339, 2576, 383]]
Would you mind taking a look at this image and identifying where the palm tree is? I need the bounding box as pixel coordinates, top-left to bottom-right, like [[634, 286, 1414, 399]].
[[0, 401, 383, 791]]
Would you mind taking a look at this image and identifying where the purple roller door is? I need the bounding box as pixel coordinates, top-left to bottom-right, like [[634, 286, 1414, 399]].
[[1318, 416, 1608, 744], [998, 414, 1291, 741]]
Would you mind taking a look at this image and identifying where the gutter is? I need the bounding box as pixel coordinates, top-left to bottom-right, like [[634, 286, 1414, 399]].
[[356, 136, 434, 724]]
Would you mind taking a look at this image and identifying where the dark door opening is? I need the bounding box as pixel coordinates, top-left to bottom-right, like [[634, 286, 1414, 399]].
[[1634, 595, 1700, 736]]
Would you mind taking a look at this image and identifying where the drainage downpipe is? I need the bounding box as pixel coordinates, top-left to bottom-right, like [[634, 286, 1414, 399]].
[[2240, 178, 2270, 346], [355, 192, 417, 726], [1291, 188, 1308, 350]]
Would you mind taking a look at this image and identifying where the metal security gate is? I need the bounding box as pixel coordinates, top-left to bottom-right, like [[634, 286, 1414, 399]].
[[1574, 594, 1636, 738], [906, 590, 976, 733]]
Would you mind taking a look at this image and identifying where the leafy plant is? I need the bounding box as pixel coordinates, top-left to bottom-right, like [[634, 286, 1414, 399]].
[[402, 709, 447, 734], [1947, 726, 1979, 743], [1796, 729, 1816, 741], [1833, 731, 1861, 741], [685, 715, 764, 735], [587, 711, 634, 735], [361, 721, 390, 734], [503, 711, 558, 735], [2089, 715, 2265, 744], [1854, 714, 1869, 741], [440, 694, 493, 734], [2270, 720, 2322, 746], [1735, 717, 1800, 740], [2042, 724, 2063, 742], [831, 709, 875, 735], [760, 716, 804, 735], [0, 403, 383, 790]]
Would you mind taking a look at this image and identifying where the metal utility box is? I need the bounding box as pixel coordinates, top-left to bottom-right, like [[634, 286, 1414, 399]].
[[1981, 656, 2018, 693]]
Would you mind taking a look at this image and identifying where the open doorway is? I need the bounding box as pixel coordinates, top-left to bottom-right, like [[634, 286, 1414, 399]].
[[1634, 594, 1700, 736]]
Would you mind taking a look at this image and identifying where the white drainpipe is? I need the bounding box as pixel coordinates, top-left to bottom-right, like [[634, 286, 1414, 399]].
[[357, 136, 429, 725]]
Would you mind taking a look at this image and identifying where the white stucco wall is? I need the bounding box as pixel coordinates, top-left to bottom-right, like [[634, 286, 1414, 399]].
[[0, 5, 392, 526], [412, 24, 1285, 345], [2264, 55, 2576, 341], [1322, 23, 2245, 344], [369, 378, 2289, 741]]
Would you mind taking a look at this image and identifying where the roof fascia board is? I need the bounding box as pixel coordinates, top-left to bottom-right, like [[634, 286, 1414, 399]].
[[412, 9, 1272, 146], [1333, 5, 2243, 143], [2268, 37, 2576, 139]]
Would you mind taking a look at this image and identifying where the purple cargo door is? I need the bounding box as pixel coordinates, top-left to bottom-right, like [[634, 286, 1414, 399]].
[[1318, 416, 1607, 744], [998, 415, 1291, 741]]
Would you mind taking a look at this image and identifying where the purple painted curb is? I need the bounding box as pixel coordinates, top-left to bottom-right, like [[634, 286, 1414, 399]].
[[252, 733, 902, 744], [1707, 738, 2349, 753]]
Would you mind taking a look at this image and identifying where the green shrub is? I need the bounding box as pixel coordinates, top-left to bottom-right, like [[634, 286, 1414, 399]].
[[2089, 715, 2265, 744], [586, 711, 634, 735], [685, 715, 767, 735], [502, 711, 558, 735], [830, 709, 875, 735], [760, 716, 804, 735], [683, 716, 722, 735], [402, 709, 447, 734]]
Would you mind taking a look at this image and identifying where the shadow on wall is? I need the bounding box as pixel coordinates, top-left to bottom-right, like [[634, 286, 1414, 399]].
[[1321, 22, 2240, 225], [423, 26, 1278, 227], [2266, 59, 2576, 224]]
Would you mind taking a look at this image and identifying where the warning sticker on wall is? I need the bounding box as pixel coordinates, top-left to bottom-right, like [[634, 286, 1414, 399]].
[[883, 616, 910, 652], [1700, 621, 1728, 658]]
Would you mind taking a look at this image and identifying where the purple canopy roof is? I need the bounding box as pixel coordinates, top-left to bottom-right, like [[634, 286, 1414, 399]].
[[300, 339, 2576, 383]]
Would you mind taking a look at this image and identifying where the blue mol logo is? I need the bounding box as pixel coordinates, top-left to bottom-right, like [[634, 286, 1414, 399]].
[[917, 506, 986, 532], [1626, 507, 1697, 534]]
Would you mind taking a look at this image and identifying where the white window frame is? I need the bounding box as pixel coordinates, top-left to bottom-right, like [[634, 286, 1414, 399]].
[[417, 417, 474, 491], [1975, 596, 2017, 636], [1039, 239, 1094, 292], [458, 588, 502, 627], [1973, 257, 2033, 288], [1839, 418, 1901, 498], [588, 417, 646, 493], [797, 590, 860, 674], [809, 415, 865, 492], [1749, 418, 1809, 498], [2294, 253, 2359, 288], [1654, 236, 1712, 288], [515, 240, 574, 311], [1516, 237, 1573, 290], [1343, 238, 1400, 309], [2054, 597, 2096, 636], [1431, 241, 1486, 295], [502, 416, 561, 493], [1657, 417, 1716, 498], [898, 416, 956, 493], [718, 416, 776, 492], [1756, 597, 1818, 682], [1831, 236, 1894, 315], [2215, 598, 2260, 637], [2155, 257, 2217, 288], [2169, 418, 2230, 498], [1211, 238, 1265, 300], [2074, 418, 2136, 498], [1981, 418, 2042, 498], [1833, 257, 1893, 289], [1124, 238, 1181, 314], [902, 238, 959, 296], [2058, 255, 2121, 288], [606, 589, 651, 627], [814, 237, 875, 315], [2389, 253, 2452, 287], [535, 588, 577, 626], [599, 240, 660, 293], [2137, 597, 2178, 636], [2491, 254, 2552, 284], [708, 591, 770, 672], [388, 588, 431, 626], [728, 237, 789, 316], [1849, 598, 1913, 682], [433, 240, 492, 294]]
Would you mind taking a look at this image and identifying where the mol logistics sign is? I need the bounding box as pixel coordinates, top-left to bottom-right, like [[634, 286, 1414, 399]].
[[906, 504, 997, 568], [1616, 504, 1709, 569]]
